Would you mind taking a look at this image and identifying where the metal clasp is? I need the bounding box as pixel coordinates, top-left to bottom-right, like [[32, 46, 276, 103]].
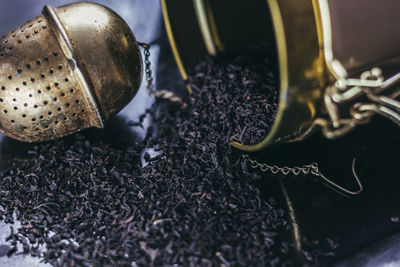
[[318, 68, 400, 138]]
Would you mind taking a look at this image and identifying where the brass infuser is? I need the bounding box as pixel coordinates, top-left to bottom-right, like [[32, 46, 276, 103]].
[[0, 2, 142, 142]]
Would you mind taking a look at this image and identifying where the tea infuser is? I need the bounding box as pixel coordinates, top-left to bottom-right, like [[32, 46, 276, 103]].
[[0, 2, 142, 142], [0, 2, 188, 143]]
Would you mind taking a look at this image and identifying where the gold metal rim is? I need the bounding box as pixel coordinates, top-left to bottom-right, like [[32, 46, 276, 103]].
[[160, 0, 192, 93], [316, 0, 347, 80], [231, 0, 288, 151], [44, 5, 104, 128]]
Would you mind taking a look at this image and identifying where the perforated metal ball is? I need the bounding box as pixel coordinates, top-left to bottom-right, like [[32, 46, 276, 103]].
[[0, 2, 142, 142]]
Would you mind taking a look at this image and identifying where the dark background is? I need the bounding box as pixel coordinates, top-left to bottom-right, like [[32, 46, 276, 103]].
[[0, 1, 399, 266]]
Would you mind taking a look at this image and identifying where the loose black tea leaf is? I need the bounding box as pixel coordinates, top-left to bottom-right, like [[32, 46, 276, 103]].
[[0, 44, 334, 266], [188, 43, 279, 145]]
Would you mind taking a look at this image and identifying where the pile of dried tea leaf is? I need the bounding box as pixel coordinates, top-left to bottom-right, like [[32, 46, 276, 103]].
[[0, 45, 335, 266], [188, 44, 279, 145]]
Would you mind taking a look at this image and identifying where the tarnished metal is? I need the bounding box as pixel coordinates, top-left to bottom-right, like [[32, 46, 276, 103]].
[[161, 0, 400, 151], [0, 2, 142, 142]]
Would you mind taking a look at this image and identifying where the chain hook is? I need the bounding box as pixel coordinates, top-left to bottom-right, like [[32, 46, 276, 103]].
[[311, 158, 363, 197], [243, 154, 363, 198]]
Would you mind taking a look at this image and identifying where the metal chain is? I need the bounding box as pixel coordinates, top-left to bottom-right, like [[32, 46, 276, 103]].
[[316, 67, 400, 138], [242, 154, 363, 197], [137, 42, 187, 108], [242, 154, 319, 176]]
